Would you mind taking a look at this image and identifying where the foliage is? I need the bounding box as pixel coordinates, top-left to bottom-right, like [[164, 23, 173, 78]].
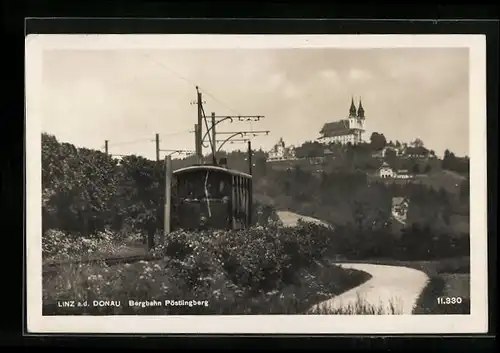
[[42, 134, 120, 237], [309, 293, 404, 315], [369, 132, 387, 151], [255, 167, 469, 261], [295, 140, 326, 158], [43, 223, 370, 315], [42, 229, 143, 262], [442, 149, 469, 175], [42, 133, 280, 244], [42, 132, 469, 263]]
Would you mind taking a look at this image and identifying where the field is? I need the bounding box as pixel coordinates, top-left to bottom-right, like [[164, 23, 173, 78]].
[[415, 170, 466, 195], [329, 256, 470, 314], [42, 223, 470, 316], [412, 257, 470, 314], [42, 222, 372, 315], [40, 133, 471, 316]]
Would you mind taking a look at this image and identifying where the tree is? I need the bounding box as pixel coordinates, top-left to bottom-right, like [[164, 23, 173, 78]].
[[369, 132, 387, 151], [442, 149, 469, 175], [116, 156, 165, 249], [459, 180, 470, 203], [384, 148, 397, 165], [254, 155, 267, 177], [42, 135, 120, 238], [411, 138, 425, 148], [295, 141, 325, 158]]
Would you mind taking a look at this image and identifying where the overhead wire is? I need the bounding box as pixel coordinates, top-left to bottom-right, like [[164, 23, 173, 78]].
[[138, 52, 242, 116], [107, 137, 151, 147], [133, 47, 272, 156]]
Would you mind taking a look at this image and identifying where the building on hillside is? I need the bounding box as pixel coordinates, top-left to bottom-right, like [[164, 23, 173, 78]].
[[405, 146, 430, 159], [372, 145, 406, 159], [395, 169, 412, 179], [391, 197, 410, 226], [317, 98, 366, 145], [374, 162, 414, 180], [378, 162, 395, 178], [323, 148, 335, 156], [267, 137, 296, 161]]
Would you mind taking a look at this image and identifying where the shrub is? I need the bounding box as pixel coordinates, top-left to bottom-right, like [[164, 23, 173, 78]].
[[42, 228, 141, 262], [44, 221, 371, 315]]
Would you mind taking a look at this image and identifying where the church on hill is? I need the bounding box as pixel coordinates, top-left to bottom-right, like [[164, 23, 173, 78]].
[[317, 98, 366, 145]]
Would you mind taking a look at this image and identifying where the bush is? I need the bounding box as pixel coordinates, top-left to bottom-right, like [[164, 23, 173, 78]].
[[42, 229, 141, 262], [43, 222, 371, 315], [42, 133, 469, 263], [159, 222, 333, 294], [42, 133, 165, 242]]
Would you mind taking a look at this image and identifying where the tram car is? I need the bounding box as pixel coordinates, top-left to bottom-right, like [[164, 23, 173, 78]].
[[170, 164, 253, 230]]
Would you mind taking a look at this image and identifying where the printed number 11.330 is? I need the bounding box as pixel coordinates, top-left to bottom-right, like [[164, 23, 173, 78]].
[[437, 297, 463, 305]]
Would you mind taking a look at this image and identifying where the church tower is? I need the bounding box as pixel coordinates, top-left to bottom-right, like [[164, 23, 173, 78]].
[[356, 98, 366, 142], [349, 97, 357, 117], [348, 97, 357, 129]]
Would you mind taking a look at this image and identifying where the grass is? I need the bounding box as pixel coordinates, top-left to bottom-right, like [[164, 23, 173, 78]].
[[417, 170, 466, 195], [42, 230, 148, 265], [42, 258, 371, 316], [42, 219, 470, 316], [308, 293, 404, 315], [46, 243, 148, 265], [326, 256, 470, 314], [413, 275, 470, 315], [413, 258, 470, 315]]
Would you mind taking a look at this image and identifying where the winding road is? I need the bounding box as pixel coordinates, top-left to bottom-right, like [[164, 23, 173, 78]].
[[276, 210, 330, 228], [276, 211, 429, 315], [309, 263, 429, 314]]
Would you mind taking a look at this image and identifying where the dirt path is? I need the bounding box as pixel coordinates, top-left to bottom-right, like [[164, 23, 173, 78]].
[[276, 211, 429, 314], [309, 263, 429, 314], [276, 210, 330, 227]]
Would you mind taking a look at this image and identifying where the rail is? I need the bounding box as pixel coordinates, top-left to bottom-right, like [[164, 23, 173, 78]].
[[42, 253, 163, 276]]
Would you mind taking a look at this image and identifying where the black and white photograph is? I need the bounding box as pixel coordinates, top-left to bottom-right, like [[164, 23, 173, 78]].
[[26, 34, 488, 334]]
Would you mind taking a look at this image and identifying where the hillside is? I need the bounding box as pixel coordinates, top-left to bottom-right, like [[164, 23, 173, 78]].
[[41, 132, 470, 316], [41, 131, 470, 248]]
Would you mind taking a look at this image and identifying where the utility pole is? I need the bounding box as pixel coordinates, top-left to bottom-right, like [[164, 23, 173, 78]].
[[196, 86, 204, 164], [162, 155, 172, 246], [105, 140, 109, 155], [191, 87, 268, 166], [247, 140, 253, 176], [211, 112, 217, 165], [155, 133, 160, 162], [247, 139, 253, 225], [194, 124, 200, 162]]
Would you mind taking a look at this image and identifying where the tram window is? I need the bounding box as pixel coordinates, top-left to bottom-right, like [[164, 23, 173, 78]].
[[177, 171, 231, 200]]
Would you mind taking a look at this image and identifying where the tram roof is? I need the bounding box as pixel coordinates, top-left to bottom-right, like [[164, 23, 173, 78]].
[[173, 164, 252, 179]]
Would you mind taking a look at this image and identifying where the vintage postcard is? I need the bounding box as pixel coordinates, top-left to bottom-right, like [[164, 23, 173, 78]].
[[25, 34, 488, 334]]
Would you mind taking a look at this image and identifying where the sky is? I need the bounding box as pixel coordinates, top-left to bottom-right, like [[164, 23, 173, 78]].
[[40, 47, 470, 159]]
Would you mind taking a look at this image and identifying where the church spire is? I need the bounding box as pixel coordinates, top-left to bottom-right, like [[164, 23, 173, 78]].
[[357, 97, 365, 119], [349, 97, 357, 117]]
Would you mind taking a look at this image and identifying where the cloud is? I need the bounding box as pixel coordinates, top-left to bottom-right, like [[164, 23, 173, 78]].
[[283, 83, 302, 99], [348, 68, 373, 82], [319, 69, 339, 81], [40, 47, 470, 158], [266, 73, 286, 90]]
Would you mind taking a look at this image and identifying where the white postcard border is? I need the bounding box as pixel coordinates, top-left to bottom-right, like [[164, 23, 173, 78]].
[[25, 34, 488, 334]]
